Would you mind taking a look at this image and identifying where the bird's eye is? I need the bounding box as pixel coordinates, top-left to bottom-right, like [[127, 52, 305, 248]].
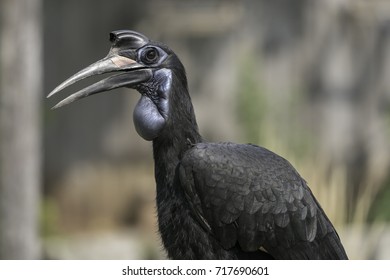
[[142, 47, 159, 64]]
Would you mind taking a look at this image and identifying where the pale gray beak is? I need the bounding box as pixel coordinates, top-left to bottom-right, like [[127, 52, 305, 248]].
[[47, 54, 152, 109]]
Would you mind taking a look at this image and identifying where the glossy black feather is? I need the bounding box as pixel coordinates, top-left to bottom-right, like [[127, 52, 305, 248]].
[[178, 142, 348, 259]]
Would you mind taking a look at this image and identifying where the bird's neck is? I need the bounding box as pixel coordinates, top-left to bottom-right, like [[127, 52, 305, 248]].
[[152, 83, 202, 190], [150, 71, 208, 258], [151, 85, 203, 257]]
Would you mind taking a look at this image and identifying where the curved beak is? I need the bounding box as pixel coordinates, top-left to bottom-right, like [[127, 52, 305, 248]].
[[47, 54, 152, 109]]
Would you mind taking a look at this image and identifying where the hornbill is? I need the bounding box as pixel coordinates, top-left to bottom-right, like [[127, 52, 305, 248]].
[[48, 30, 348, 260]]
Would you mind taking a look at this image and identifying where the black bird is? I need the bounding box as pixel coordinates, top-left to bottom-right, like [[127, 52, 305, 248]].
[[48, 30, 348, 260]]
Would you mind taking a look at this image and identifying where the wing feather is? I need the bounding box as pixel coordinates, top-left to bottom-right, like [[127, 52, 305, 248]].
[[179, 142, 348, 259]]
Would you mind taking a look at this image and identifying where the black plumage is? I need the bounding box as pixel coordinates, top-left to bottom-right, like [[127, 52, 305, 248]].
[[48, 30, 348, 260]]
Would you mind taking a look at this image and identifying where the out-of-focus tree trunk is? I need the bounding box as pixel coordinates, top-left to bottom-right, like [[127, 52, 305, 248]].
[[0, 0, 42, 259]]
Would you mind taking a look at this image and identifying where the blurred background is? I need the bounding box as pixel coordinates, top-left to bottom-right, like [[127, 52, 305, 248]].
[[1, 0, 390, 259]]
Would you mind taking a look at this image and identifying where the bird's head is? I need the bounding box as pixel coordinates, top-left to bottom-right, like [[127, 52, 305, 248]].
[[48, 30, 190, 141]]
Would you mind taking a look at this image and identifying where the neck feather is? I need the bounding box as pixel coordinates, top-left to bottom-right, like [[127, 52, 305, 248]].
[[152, 71, 202, 188]]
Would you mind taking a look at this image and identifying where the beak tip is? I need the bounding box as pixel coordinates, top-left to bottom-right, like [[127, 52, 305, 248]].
[[51, 100, 67, 109], [50, 104, 59, 110], [47, 86, 62, 98], [51, 103, 62, 110]]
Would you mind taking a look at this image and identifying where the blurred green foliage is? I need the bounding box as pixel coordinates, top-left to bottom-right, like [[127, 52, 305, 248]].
[[235, 57, 267, 144], [235, 55, 314, 159], [41, 197, 61, 238], [368, 179, 390, 222]]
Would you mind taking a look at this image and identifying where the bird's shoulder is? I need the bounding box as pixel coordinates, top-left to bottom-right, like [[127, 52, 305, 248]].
[[181, 141, 303, 187], [180, 141, 308, 205]]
